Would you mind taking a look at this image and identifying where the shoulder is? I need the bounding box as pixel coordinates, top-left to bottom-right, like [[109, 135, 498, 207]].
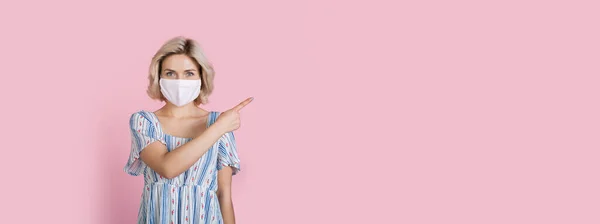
[[129, 110, 156, 127], [209, 110, 223, 121]]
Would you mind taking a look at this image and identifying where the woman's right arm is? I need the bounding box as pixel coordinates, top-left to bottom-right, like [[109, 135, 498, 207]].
[[139, 124, 226, 179], [139, 97, 253, 179]]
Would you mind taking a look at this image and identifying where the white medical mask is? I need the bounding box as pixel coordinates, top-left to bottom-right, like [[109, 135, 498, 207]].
[[159, 79, 202, 107]]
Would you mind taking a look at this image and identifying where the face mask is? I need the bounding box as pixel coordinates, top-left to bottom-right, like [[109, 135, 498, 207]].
[[159, 79, 202, 107]]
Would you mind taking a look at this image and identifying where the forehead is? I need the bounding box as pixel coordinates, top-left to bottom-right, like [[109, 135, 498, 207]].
[[161, 54, 198, 70]]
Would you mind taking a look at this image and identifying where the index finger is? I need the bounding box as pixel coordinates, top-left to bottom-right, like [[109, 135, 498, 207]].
[[233, 97, 254, 112]]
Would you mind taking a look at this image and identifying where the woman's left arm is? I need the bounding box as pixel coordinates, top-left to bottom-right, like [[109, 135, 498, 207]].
[[217, 166, 236, 224]]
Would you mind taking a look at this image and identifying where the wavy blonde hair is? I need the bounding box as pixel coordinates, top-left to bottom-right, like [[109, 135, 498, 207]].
[[147, 36, 215, 105]]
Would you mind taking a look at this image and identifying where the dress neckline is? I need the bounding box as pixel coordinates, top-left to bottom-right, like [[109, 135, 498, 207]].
[[145, 110, 213, 139]]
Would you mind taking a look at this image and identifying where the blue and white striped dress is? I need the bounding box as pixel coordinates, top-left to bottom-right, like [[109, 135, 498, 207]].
[[124, 110, 241, 224]]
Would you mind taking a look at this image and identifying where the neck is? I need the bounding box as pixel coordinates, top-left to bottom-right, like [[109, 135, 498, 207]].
[[161, 102, 200, 118]]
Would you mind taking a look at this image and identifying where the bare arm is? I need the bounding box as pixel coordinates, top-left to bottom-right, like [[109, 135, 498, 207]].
[[217, 166, 236, 224], [139, 97, 253, 179], [139, 124, 226, 179]]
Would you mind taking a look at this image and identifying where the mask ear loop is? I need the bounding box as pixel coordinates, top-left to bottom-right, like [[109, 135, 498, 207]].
[[195, 64, 205, 105]]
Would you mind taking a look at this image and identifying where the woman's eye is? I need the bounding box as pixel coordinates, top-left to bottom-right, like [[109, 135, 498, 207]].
[[186, 72, 195, 76], [165, 72, 173, 76]]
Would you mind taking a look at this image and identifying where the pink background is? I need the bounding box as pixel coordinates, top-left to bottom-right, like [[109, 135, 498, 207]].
[[0, 0, 599, 223]]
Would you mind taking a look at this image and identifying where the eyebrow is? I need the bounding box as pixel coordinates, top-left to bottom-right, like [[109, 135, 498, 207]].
[[163, 69, 198, 72]]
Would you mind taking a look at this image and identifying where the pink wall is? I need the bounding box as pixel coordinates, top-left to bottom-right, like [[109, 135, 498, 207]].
[[1, 0, 599, 223]]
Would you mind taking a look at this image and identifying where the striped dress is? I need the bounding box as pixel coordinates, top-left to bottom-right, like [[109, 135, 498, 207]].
[[124, 110, 241, 224]]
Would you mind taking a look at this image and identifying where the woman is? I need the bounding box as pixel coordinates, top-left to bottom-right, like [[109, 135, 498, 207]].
[[124, 36, 252, 224]]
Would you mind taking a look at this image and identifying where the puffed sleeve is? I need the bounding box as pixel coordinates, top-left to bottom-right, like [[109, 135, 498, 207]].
[[217, 131, 241, 175], [124, 111, 165, 176]]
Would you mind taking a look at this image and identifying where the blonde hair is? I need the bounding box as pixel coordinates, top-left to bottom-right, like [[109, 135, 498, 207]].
[[147, 36, 215, 105]]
